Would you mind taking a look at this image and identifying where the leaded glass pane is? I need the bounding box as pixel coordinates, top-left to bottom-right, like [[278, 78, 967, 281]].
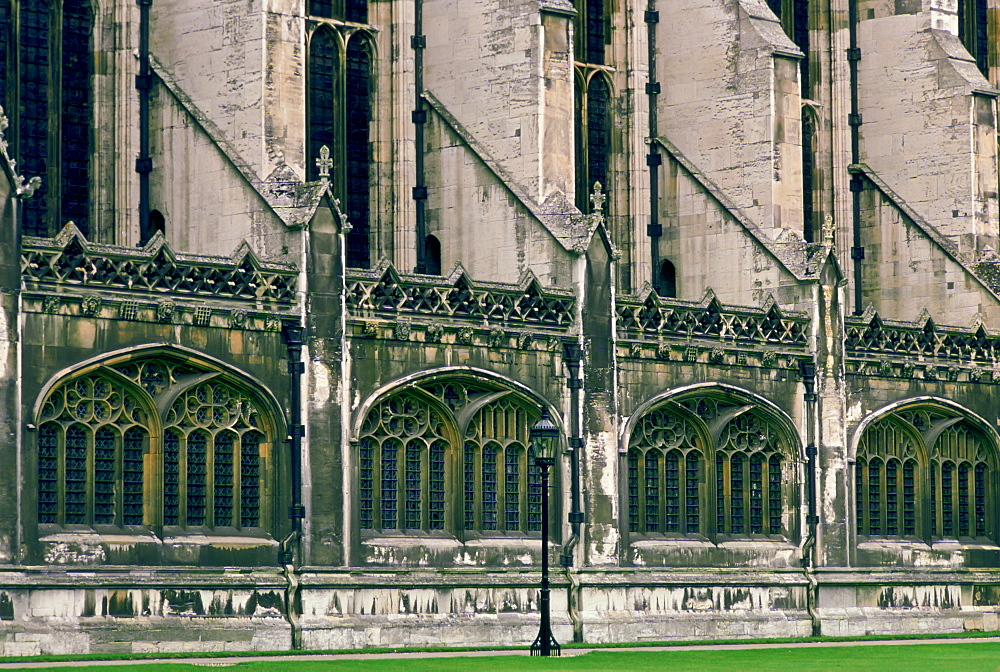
[[686, 452, 700, 533], [645, 451, 659, 532], [730, 453, 744, 534], [308, 27, 337, 183], [628, 451, 639, 532], [959, 463, 970, 537], [942, 461, 954, 536], [187, 432, 207, 526], [749, 454, 763, 533], [482, 444, 498, 530], [345, 0, 367, 23], [214, 433, 235, 526], [527, 446, 541, 532], [429, 440, 446, 530], [885, 460, 898, 536], [405, 440, 422, 529], [716, 453, 726, 533], [505, 446, 520, 531], [768, 455, 781, 533], [359, 438, 374, 530], [585, 76, 610, 212], [856, 459, 866, 535], [94, 427, 115, 524], [164, 431, 180, 525], [903, 460, 916, 535], [381, 440, 398, 529], [345, 37, 372, 268], [61, 0, 93, 236], [123, 427, 145, 525], [309, 0, 333, 17], [464, 442, 475, 530], [65, 425, 87, 524], [665, 451, 680, 532], [238, 432, 260, 528], [586, 0, 604, 64], [975, 463, 987, 536], [38, 423, 59, 524], [19, 0, 49, 236], [868, 459, 881, 535]]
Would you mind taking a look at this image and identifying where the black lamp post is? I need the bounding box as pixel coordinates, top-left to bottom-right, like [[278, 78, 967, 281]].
[[529, 406, 561, 657]]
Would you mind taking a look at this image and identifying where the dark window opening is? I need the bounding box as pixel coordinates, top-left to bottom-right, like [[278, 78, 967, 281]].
[[659, 259, 676, 298], [149, 209, 165, 237], [345, 37, 372, 268], [309, 0, 367, 22], [13, 0, 93, 238], [801, 112, 816, 242], [575, 0, 606, 65], [307, 27, 337, 183], [959, 0, 989, 77], [576, 75, 611, 213], [424, 234, 442, 275]]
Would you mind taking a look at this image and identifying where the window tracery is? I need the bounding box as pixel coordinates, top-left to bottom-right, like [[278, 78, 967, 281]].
[[307, 19, 374, 269], [36, 355, 277, 532], [856, 407, 995, 540], [626, 392, 794, 539], [2, 0, 94, 237], [357, 379, 550, 537]]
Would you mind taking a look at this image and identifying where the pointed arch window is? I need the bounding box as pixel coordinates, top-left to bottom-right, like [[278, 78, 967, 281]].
[[308, 20, 374, 269], [575, 72, 612, 213], [357, 379, 553, 537], [309, 0, 367, 23], [856, 407, 996, 540], [1, 0, 94, 237], [958, 0, 989, 77], [626, 391, 796, 540], [35, 354, 279, 532]]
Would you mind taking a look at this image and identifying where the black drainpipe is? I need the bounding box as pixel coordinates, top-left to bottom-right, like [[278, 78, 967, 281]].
[[282, 318, 307, 543], [560, 341, 584, 643], [799, 358, 820, 636], [847, 0, 864, 314], [560, 341, 584, 569], [280, 317, 306, 649], [136, 0, 152, 244], [412, 0, 428, 273], [644, 6, 661, 292]]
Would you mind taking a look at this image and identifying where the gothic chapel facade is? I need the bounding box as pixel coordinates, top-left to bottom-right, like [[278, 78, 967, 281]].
[[3, 0, 1000, 654]]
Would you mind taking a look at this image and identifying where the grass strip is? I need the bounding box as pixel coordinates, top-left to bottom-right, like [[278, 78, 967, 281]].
[[0, 630, 998, 665], [7, 642, 1000, 672]]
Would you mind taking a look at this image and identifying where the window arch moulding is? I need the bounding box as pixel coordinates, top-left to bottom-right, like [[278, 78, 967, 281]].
[[852, 399, 1000, 552], [352, 370, 564, 567], [31, 346, 286, 567], [621, 384, 802, 567]]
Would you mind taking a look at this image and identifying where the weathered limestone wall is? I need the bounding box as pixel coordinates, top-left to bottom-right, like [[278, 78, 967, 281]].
[[858, 184, 1000, 324], [423, 0, 573, 206], [0, 581, 291, 656], [658, 154, 811, 311], [149, 83, 289, 258], [856, 8, 998, 254], [151, 0, 268, 179], [658, 0, 804, 236], [423, 113, 577, 285]]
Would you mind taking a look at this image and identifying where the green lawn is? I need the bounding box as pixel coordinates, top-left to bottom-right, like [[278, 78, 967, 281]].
[[6, 643, 1000, 672]]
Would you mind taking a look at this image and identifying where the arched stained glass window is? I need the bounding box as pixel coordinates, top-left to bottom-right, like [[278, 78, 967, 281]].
[[856, 407, 996, 540], [626, 391, 795, 539], [8, 0, 93, 237], [35, 355, 278, 532], [575, 73, 612, 213], [357, 379, 553, 537], [308, 26, 374, 269], [309, 0, 367, 22]]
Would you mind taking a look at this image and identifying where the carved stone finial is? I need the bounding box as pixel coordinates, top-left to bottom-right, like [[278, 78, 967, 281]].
[[590, 182, 606, 222], [823, 214, 835, 245], [315, 145, 333, 179]]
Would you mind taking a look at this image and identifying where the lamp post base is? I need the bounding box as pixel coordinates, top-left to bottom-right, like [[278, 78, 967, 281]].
[[529, 630, 561, 657]]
